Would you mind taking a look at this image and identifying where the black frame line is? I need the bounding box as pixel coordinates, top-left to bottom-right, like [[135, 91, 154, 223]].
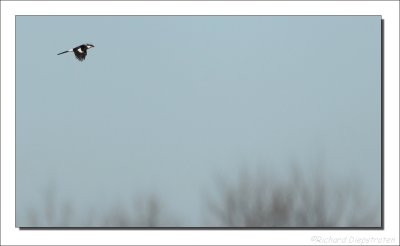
[[14, 15, 384, 230]]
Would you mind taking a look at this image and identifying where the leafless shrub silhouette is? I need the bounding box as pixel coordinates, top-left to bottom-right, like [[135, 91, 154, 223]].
[[101, 194, 179, 227], [23, 164, 379, 227], [25, 191, 178, 227], [25, 186, 75, 227], [130, 194, 179, 227], [206, 165, 380, 227]]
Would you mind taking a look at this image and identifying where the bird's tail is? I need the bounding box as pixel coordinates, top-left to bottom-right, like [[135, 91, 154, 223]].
[[57, 50, 70, 55]]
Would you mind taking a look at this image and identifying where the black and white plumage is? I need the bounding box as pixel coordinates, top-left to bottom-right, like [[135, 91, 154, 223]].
[[57, 43, 95, 61]]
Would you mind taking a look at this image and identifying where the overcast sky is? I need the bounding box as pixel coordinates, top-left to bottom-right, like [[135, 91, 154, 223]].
[[16, 16, 381, 226]]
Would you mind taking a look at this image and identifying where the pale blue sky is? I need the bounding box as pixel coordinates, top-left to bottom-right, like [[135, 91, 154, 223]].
[[16, 16, 381, 226]]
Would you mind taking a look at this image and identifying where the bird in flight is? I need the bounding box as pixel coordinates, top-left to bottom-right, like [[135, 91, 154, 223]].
[[57, 43, 95, 61]]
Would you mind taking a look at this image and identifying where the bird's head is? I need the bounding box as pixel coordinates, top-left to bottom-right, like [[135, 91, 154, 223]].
[[86, 44, 95, 49]]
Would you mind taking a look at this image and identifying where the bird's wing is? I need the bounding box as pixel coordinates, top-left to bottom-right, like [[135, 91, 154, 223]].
[[74, 52, 86, 61], [73, 48, 87, 61]]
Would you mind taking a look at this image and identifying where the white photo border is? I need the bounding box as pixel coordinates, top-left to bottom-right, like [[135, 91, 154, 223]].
[[1, 1, 399, 245]]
